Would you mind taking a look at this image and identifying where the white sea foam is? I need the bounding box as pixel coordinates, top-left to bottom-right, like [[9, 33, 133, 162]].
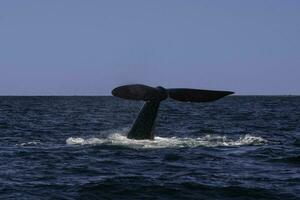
[[66, 133, 267, 149], [16, 141, 40, 147]]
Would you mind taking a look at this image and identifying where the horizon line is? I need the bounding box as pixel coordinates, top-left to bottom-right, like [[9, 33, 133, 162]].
[[0, 94, 299, 97]]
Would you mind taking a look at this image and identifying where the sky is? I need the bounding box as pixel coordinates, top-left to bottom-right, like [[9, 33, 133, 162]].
[[0, 0, 299, 95]]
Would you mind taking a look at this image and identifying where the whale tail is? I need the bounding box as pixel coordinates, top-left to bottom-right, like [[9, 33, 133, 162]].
[[112, 84, 234, 103], [112, 84, 234, 140]]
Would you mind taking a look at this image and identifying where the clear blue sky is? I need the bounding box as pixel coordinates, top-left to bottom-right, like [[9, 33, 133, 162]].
[[0, 0, 299, 95]]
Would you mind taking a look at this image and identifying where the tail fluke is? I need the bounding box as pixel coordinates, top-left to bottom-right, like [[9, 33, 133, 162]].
[[167, 88, 234, 102], [112, 84, 234, 102]]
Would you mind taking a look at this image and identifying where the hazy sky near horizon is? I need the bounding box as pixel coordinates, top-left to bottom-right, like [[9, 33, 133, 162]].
[[0, 0, 299, 95]]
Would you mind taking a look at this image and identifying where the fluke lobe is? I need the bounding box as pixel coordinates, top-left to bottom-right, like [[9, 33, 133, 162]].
[[112, 84, 234, 140]]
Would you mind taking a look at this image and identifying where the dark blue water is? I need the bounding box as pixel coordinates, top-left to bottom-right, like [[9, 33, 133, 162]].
[[0, 96, 299, 199]]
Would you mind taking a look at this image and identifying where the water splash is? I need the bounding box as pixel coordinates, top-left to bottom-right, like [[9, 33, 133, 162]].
[[66, 133, 266, 149]]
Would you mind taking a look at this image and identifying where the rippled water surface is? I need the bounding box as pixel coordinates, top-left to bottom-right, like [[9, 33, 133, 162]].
[[0, 96, 299, 199]]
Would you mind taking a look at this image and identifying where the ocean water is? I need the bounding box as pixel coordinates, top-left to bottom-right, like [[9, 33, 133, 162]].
[[0, 96, 299, 200]]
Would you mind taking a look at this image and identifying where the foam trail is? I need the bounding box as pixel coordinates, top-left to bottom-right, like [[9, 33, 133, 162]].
[[66, 133, 267, 149]]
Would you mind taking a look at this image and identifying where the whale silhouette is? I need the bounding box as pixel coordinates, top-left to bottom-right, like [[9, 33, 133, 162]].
[[112, 84, 234, 140]]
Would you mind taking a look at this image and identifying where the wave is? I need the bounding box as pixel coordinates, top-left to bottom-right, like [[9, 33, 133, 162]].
[[269, 155, 300, 164], [78, 179, 294, 200], [66, 133, 266, 149]]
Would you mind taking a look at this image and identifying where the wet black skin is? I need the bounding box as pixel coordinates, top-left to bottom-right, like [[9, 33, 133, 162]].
[[127, 86, 167, 140], [112, 84, 234, 140]]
